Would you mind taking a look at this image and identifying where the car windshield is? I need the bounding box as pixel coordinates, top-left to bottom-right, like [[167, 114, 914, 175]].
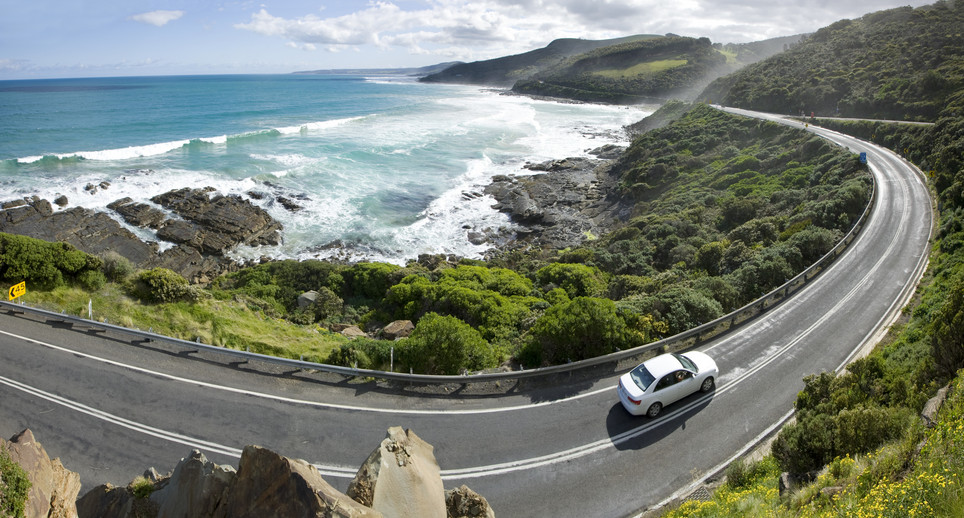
[[629, 364, 656, 390], [674, 353, 697, 372]]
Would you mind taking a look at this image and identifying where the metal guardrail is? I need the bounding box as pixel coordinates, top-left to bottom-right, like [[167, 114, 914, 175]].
[[0, 173, 876, 389]]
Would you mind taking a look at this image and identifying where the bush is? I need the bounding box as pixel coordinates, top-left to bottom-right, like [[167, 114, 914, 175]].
[[344, 262, 400, 301], [78, 269, 107, 291], [534, 263, 608, 298], [130, 476, 155, 499], [326, 338, 395, 370], [400, 313, 499, 375], [130, 268, 196, 303], [624, 285, 724, 336], [931, 282, 964, 376], [308, 286, 344, 323], [0, 233, 102, 290], [525, 297, 641, 366], [0, 445, 31, 518], [100, 251, 135, 282]]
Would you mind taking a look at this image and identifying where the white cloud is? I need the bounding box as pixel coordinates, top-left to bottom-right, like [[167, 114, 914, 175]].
[[130, 10, 185, 27], [233, 0, 937, 62]]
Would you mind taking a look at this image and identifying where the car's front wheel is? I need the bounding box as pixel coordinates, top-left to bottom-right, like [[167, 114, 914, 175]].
[[646, 402, 662, 418], [700, 377, 715, 393]]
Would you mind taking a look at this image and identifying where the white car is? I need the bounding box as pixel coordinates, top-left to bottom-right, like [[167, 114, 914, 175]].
[[617, 351, 718, 417]]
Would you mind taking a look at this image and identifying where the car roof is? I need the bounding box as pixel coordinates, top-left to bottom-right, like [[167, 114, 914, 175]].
[[642, 353, 684, 378]]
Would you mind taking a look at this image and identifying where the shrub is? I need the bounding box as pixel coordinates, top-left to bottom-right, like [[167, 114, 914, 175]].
[[130, 268, 196, 303], [624, 285, 724, 336], [326, 338, 395, 370], [100, 251, 135, 282], [344, 262, 401, 301], [534, 262, 608, 298], [0, 445, 31, 518], [308, 286, 344, 323], [525, 297, 641, 365], [78, 269, 107, 291], [931, 281, 964, 376], [130, 476, 155, 499], [725, 457, 779, 490], [400, 313, 498, 375], [0, 233, 101, 290]]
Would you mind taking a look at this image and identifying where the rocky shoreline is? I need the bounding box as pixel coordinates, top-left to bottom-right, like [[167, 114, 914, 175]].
[[480, 144, 632, 253], [0, 145, 632, 282]]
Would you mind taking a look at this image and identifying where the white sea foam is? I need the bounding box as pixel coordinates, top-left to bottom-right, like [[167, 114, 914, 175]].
[[17, 139, 191, 163], [275, 116, 367, 135], [7, 78, 655, 265]]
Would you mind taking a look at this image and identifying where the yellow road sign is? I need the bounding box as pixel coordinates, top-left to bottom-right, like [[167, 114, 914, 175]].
[[8, 281, 25, 301]]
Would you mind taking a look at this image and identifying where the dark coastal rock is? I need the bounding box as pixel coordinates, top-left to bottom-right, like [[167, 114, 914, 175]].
[[484, 156, 632, 251], [589, 144, 626, 160], [0, 187, 279, 283], [0, 201, 160, 266], [2, 198, 28, 210], [54, 195, 69, 207], [276, 196, 303, 212], [152, 187, 282, 249], [108, 197, 168, 229], [157, 220, 204, 248]]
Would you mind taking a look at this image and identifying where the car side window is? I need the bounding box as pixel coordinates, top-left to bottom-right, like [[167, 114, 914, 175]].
[[674, 370, 693, 383], [655, 374, 676, 391]]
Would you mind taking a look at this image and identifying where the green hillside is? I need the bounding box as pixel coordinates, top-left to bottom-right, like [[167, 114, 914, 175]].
[[419, 35, 660, 86], [511, 36, 726, 103], [700, 1, 964, 121], [421, 34, 801, 103], [658, 2, 964, 516]]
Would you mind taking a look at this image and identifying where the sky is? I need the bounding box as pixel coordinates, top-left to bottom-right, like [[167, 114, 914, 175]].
[[0, 0, 938, 80]]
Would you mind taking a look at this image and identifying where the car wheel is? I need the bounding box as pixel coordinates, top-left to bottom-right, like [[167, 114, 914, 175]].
[[646, 402, 662, 418], [700, 377, 715, 393]]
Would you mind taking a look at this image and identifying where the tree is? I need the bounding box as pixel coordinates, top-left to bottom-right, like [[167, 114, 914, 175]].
[[526, 297, 641, 365], [401, 313, 498, 375]]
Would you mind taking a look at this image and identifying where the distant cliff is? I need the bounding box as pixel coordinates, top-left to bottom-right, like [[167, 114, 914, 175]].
[[420, 35, 660, 87], [421, 34, 802, 104]]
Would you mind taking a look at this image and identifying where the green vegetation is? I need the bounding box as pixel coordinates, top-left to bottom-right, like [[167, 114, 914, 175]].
[[0, 444, 31, 518], [664, 371, 964, 518], [593, 59, 688, 79], [130, 476, 156, 500], [0, 102, 870, 376], [658, 1, 964, 516], [420, 34, 662, 86], [513, 37, 726, 103], [701, 1, 964, 120], [0, 233, 103, 290]]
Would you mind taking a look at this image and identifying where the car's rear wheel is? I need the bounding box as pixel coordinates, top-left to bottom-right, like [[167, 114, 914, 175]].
[[700, 377, 715, 393], [646, 402, 662, 418]]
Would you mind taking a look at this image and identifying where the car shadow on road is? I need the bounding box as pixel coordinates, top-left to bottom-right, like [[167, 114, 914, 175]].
[[605, 390, 714, 451]]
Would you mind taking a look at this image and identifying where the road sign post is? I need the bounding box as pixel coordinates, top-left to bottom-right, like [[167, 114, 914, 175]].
[[8, 281, 26, 301]]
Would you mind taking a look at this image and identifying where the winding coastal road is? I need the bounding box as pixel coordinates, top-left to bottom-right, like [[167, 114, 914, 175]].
[[0, 108, 933, 517]]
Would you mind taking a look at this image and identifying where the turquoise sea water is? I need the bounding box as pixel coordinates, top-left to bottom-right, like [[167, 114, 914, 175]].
[[0, 74, 653, 263]]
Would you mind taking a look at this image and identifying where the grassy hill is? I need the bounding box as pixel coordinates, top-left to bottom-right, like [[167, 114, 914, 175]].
[[700, 1, 964, 121], [419, 34, 660, 87], [655, 1, 964, 516], [511, 36, 726, 103], [421, 34, 801, 103]]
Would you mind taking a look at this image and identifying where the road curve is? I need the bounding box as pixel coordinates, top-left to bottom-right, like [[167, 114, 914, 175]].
[[0, 108, 932, 517]]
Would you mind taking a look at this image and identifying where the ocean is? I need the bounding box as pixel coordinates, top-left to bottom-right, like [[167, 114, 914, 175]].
[[0, 74, 653, 264]]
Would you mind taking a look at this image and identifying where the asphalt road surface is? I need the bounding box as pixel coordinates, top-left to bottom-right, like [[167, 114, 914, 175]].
[[0, 108, 933, 517]]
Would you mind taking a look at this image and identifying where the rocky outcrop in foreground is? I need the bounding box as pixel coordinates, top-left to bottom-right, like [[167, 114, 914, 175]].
[[1, 429, 81, 518], [4, 427, 493, 518], [0, 187, 283, 283]]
